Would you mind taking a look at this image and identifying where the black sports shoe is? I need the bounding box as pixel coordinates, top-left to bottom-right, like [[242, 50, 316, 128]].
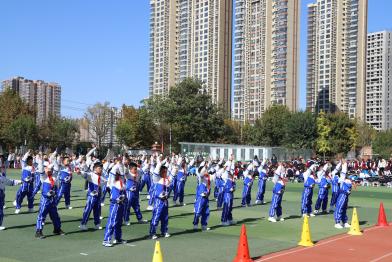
[[35, 230, 45, 239], [53, 229, 65, 235]]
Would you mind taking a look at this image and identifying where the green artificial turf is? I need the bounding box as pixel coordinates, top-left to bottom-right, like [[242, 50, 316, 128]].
[[0, 170, 391, 262]]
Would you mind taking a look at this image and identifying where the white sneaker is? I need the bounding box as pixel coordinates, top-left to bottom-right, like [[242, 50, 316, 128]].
[[277, 217, 285, 222], [66, 206, 73, 210], [344, 223, 351, 228], [102, 241, 113, 247], [125, 222, 131, 226], [28, 208, 34, 213], [221, 221, 230, 226], [151, 235, 158, 240], [13, 200, 16, 207], [181, 203, 186, 206], [310, 213, 316, 217], [14, 209, 20, 214], [99, 216, 104, 220], [95, 225, 103, 230], [146, 205, 153, 211], [79, 224, 88, 231], [100, 203, 105, 207], [313, 210, 319, 214], [3, 205, 6, 209], [0, 226, 5, 231], [164, 233, 170, 238], [193, 225, 199, 230], [268, 217, 277, 223], [113, 239, 127, 244], [146, 195, 151, 200], [335, 223, 343, 229], [255, 200, 261, 205], [202, 226, 210, 231], [302, 214, 309, 218], [262, 201, 267, 205]]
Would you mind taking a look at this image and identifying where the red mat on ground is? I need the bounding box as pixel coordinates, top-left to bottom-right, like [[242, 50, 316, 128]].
[[255, 223, 392, 262]]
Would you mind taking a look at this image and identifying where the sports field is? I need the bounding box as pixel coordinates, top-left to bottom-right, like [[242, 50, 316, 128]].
[[0, 170, 391, 262]]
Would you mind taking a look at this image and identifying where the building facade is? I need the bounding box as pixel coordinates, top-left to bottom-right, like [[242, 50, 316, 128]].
[[1, 76, 61, 124], [149, 0, 233, 113], [366, 31, 392, 130], [232, 0, 300, 123], [306, 0, 368, 120]]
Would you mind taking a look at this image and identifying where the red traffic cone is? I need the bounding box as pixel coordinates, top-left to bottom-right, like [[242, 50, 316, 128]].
[[377, 202, 389, 227], [233, 224, 253, 262]]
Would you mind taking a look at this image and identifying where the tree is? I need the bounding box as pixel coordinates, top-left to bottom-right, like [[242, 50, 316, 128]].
[[354, 120, 376, 148], [5, 115, 38, 148], [255, 105, 291, 146], [142, 78, 228, 152], [316, 111, 331, 158], [373, 129, 392, 159], [115, 106, 157, 148], [327, 112, 355, 155], [284, 111, 317, 150], [84, 102, 112, 148], [0, 88, 33, 145]]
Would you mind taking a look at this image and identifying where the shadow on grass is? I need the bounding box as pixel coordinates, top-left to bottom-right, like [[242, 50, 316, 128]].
[[284, 215, 302, 220], [5, 218, 81, 230]]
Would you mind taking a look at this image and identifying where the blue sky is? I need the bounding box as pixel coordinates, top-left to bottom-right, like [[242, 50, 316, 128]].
[[1, 0, 392, 118]]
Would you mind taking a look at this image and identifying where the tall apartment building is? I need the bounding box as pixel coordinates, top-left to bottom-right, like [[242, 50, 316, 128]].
[[366, 31, 392, 130], [149, 0, 233, 113], [1, 76, 61, 124], [306, 0, 368, 120], [232, 0, 300, 123]]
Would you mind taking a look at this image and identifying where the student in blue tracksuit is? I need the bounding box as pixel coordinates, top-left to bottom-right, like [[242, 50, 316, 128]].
[[330, 162, 342, 212], [301, 164, 317, 217], [215, 162, 225, 209], [173, 160, 187, 206], [221, 170, 236, 226], [139, 158, 152, 196], [78, 162, 105, 231], [124, 162, 147, 226], [334, 175, 352, 229], [241, 163, 254, 207], [314, 163, 331, 214], [102, 171, 127, 247], [0, 169, 21, 230], [56, 156, 73, 209], [255, 160, 268, 205], [32, 156, 42, 197], [193, 165, 211, 231], [100, 161, 113, 206], [35, 162, 64, 239], [268, 165, 286, 222], [149, 161, 171, 239], [15, 151, 35, 214]]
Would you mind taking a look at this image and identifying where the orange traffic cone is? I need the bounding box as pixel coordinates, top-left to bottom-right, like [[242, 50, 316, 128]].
[[233, 224, 253, 262], [377, 202, 389, 227]]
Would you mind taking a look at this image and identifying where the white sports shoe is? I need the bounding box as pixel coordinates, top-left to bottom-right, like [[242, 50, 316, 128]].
[[138, 219, 148, 224], [335, 223, 343, 229], [164, 233, 171, 238], [0, 226, 6, 231], [95, 225, 103, 230], [310, 213, 316, 217], [151, 235, 158, 240], [202, 226, 210, 231], [277, 217, 285, 222], [100, 203, 105, 207], [14, 209, 20, 214], [99, 216, 104, 220], [255, 200, 261, 205], [113, 239, 127, 244], [221, 221, 230, 226], [125, 222, 131, 226], [79, 224, 88, 231], [13, 200, 16, 207], [102, 241, 113, 247], [146, 195, 151, 200], [344, 223, 351, 228], [66, 206, 73, 210], [146, 205, 153, 211], [268, 217, 277, 223]]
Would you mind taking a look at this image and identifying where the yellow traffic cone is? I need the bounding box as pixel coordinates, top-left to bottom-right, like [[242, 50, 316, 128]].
[[348, 208, 362, 236], [298, 216, 314, 247], [152, 241, 163, 262]]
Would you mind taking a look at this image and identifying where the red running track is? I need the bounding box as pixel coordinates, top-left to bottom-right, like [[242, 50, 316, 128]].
[[255, 223, 392, 262]]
